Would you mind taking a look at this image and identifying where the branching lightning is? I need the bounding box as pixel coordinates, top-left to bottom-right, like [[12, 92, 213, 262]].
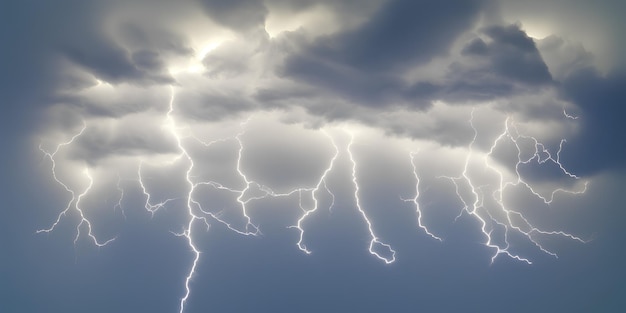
[[38, 90, 589, 311], [441, 110, 587, 264], [38, 123, 116, 247]]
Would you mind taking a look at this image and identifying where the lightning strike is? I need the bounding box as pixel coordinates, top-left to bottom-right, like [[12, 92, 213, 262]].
[[38, 123, 115, 247], [563, 107, 579, 120], [402, 152, 443, 242], [289, 130, 339, 254], [347, 133, 396, 264], [138, 161, 178, 217], [441, 110, 587, 264]]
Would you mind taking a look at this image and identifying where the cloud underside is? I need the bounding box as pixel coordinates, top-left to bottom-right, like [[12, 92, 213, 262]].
[[5, 0, 623, 176]]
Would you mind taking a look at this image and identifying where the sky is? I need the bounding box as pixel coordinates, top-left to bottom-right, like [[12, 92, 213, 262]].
[[1, 0, 625, 312]]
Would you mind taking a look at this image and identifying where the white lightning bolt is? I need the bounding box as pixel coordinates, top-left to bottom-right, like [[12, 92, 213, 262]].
[[138, 161, 178, 217], [347, 133, 396, 264], [113, 174, 126, 220], [38, 124, 116, 247], [289, 130, 339, 254], [402, 151, 443, 241], [157, 87, 277, 313], [563, 106, 579, 120]]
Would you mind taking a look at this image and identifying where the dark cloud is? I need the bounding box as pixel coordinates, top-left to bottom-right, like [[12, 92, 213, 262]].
[[536, 35, 594, 80], [278, 7, 553, 114], [70, 124, 179, 163], [308, 0, 484, 72], [59, 37, 173, 85], [480, 24, 552, 85], [131, 50, 166, 71], [559, 68, 626, 175], [280, 0, 484, 107], [117, 23, 194, 57], [0, 0, 182, 139], [196, 0, 268, 32], [176, 88, 258, 122], [440, 23, 552, 103]]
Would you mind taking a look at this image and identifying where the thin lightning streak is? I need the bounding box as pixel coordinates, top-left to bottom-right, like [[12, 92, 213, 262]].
[[402, 152, 442, 241], [347, 133, 396, 264], [37, 123, 115, 247], [232, 125, 262, 235], [138, 161, 178, 217], [73, 168, 116, 247], [190, 118, 265, 236], [37, 124, 86, 234], [289, 130, 339, 254], [114, 174, 126, 220], [503, 121, 587, 204], [563, 107, 579, 120]]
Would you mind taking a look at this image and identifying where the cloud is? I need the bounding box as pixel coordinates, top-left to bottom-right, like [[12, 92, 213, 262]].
[[280, 0, 484, 107], [4, 0, 620, 179], [559, 68, 626, 175], [196, 0, 269, 32]]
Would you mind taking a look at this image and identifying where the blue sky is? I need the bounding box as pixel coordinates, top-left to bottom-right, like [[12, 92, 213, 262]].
[[2, 1, 625, 312]]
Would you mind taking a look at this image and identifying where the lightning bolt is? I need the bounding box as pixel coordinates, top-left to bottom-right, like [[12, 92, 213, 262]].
[[37, 123, 116, 247], [402, 151, 443, 241], [441, 110, 586, 264], [563, 106, 579, 120], [157, 87, 280, 313], [347, 133, 396, 264], [113, 174, 126, 219], [138, 161, 178, 217], [289, 130, 339, 254]]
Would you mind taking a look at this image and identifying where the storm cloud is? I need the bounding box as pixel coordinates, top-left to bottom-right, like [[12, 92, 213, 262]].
[[2, 1, 625, 313]]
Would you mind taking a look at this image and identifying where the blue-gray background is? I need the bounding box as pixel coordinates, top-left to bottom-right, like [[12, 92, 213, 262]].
[[2, 0, 626, 312]]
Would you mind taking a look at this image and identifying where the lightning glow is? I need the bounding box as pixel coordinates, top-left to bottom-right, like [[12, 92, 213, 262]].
[[38, 95, 589, 311]]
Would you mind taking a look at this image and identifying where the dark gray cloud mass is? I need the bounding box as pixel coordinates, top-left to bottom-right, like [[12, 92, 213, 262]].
[[281, 0, 484, 107], [197, 0, 269, 32], [559, 68, 626, 175]]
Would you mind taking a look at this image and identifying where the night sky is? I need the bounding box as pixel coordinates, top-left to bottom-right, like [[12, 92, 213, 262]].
[[2, 1, 626, 312]]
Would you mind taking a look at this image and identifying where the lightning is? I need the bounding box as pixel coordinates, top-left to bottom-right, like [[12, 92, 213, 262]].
[[402, 151, 443, 242], [441, 109, 587, 264], [113, 174, 126, 219], [138, 161, 178, 217], [347, 133, 396, 264], [38, 91, 590, 311], [289, 130, 339, 254], [37, 123, 116, 247]]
